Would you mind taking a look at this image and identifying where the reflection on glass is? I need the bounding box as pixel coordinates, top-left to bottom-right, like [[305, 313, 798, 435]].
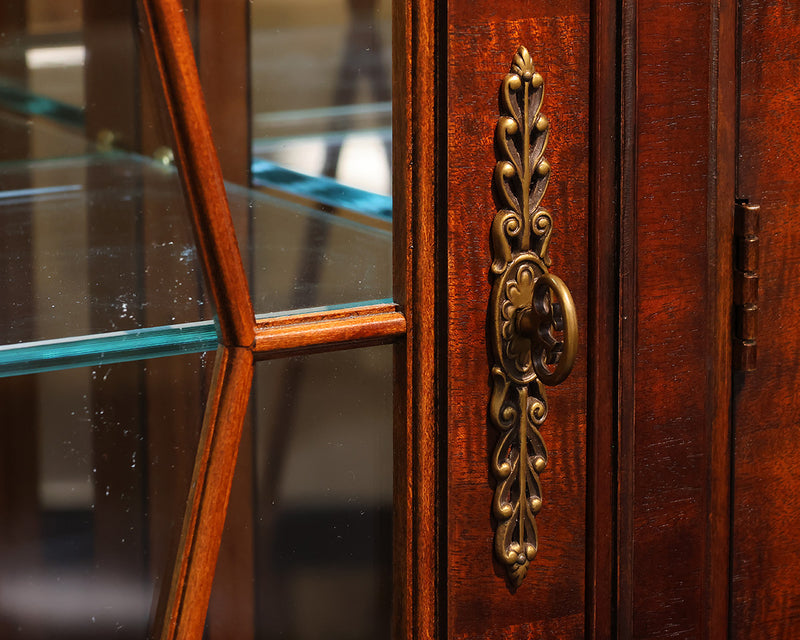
[[213, 345, 393, 639], [0, 155, 391, 375], [0, 352, 210, 639], [1, 3, 397, 637], [251, 0, 392, 207]]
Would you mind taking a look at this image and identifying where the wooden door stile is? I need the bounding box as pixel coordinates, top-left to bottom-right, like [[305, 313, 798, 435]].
[[731, 1, 800, 635], [392, 0, 442, 638], [616, 0, 735, 636], [588, 0, 620, 636], [444, 1, 591, 637]]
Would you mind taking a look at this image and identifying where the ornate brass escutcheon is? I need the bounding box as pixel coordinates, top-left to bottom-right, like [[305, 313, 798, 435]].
[[489, 46, 578, 587]]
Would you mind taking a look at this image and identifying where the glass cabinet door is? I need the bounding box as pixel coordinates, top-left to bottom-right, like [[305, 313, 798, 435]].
[[0, 2, 400, 638]]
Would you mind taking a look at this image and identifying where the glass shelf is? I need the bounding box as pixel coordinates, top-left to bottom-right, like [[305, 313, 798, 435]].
[[0, 152, 391, 377], [0, 3, 394, 379]]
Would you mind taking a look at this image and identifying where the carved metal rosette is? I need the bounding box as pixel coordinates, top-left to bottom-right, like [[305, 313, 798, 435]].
[[489, 46, 578, 587]]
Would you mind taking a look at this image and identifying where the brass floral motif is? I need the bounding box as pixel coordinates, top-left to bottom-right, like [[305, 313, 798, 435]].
[[489, 46, 578, 587]]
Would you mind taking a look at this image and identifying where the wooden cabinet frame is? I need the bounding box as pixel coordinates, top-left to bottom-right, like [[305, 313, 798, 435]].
[[9, 0, 796, 636], [136, 1, 437, 638]]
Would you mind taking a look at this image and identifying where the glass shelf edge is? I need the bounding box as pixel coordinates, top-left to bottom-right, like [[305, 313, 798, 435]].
[[251, 159, 392, 222], [0, 320, 218, 378]]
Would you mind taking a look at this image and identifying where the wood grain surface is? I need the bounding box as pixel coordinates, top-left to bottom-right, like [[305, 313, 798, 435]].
[[392, 0, 442, 638], [445, 3, 590, 638], [255, 304, 406, 357], [588, 1, 619, 637], [617, 0, 735, 636], [732, 1, 800, 636]]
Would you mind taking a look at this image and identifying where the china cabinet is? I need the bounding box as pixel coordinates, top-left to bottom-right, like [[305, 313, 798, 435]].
[[1, 0, 799, 639]]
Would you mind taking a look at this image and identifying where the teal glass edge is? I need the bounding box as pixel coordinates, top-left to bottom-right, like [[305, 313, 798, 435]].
[[0, 298, 393, 378], [0, 321, 218, 378]]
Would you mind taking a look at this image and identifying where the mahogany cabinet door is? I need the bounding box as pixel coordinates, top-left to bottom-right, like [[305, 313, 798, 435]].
[[438, 2, 607, 638], [437, 0, 739, 637], [730, 1, 800, 636]]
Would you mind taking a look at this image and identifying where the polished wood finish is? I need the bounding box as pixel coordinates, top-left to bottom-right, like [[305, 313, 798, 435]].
[[731, 1, 800, 635], [138, 0, 255, 348], [392, 0, 441, 638], [709, 0, 738, 632], [12, 0, 799, 637], [254, 304, 406, 357], [189, 6, 255, 636], [136, 8, 259, 640], [616, 0, 735, 636], [588, 1, 618, 636], [444, 3, 590, 637], [154, 346, 253, 640]]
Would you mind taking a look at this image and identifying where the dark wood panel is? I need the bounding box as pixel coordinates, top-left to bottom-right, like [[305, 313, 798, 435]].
[[617, 0, 735, 636], [445, 3, 590, 638], [195, 0, 250, 184], [84, 1, 139, 148], [588, 0, 619, 637], [732, 1, 800, 636], [0, 22, 40, 637]]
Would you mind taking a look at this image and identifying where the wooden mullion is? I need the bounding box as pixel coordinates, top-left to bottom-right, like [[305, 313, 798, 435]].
[[190, 4, 255, 638], [588, 0, 620, 636], [152, 346, 254, 640], [137, 0, 255, 348], [253, 303, 406, 357], [707, 0, 736, 633]]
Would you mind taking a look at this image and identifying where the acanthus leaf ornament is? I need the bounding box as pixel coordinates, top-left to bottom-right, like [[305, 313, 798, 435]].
[[489, 46, 578, 587]]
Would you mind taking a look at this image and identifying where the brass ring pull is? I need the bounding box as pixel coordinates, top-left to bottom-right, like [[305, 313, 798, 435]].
[[516, 272, 578, 386], [488, 46, 578, 587]]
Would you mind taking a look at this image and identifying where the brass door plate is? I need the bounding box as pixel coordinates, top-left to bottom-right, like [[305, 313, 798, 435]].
[[489, 46, 577, 587]]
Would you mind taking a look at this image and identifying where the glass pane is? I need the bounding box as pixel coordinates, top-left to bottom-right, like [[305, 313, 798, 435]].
[[0, 352, 211, 638], [249, 0, 393, 311], [0, 1, 89, 160], [212, 345, 393, 638], [240, 181, 392, 315], [251, 0, 392, 197], [0, 1, 395, 380], [0, 153, 391, 376], [0, 155, 210, 347], [0, 3, 212, 377]]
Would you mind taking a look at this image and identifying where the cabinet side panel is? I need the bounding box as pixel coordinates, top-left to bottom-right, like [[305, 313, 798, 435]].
[[732, 1, 800, 636]]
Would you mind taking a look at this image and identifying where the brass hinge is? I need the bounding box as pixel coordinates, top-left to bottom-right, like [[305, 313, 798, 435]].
[[733, 200, 760, 372]]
